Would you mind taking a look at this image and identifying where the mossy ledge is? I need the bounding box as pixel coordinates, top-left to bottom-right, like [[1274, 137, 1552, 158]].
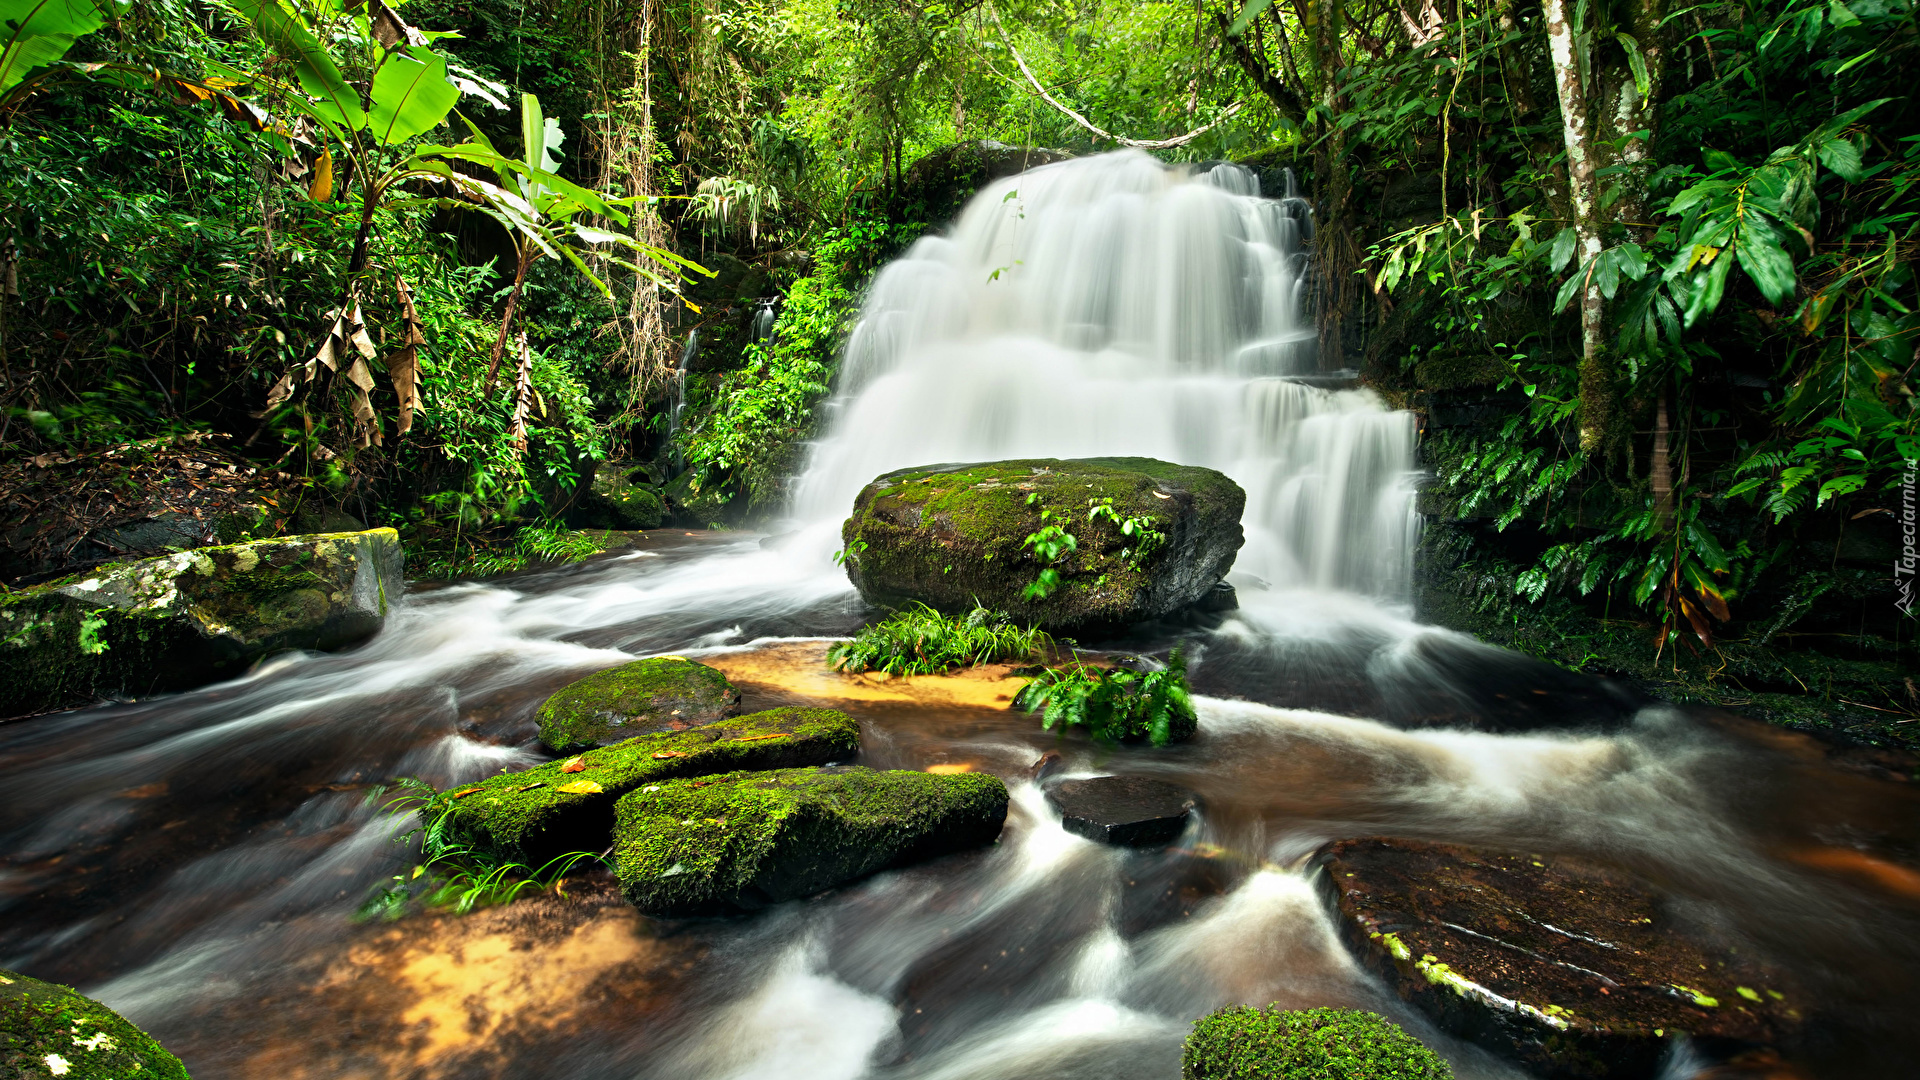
[[613, 765, 1009, 916], [434, 707, 859, 866], [841, 457, 1244, 633], [536, 656, 744, 751], [1182, 1005, 1453, 1080], [1, 968, 190, 1080]]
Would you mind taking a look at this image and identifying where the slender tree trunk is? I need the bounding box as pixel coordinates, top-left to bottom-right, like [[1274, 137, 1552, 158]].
[[1652, 391, 1673, 530], [1312, 0, 1354, 368], [1542, 0, 1611, 455], [485, 246, 534, 395]]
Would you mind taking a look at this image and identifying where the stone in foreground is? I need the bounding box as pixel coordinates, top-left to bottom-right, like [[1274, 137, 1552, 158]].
[[1316, 838, 1803, 1079], [1183, 1005, 1453, 1080], [842, 458, 1244, 632], [537, 656, 743, 751], [2, 968, 190, 1080], [614, 765, 1009, 915], [436, 708, 858, 865], [1046, 775, 1196, 847], [0, 528, 402, 716]]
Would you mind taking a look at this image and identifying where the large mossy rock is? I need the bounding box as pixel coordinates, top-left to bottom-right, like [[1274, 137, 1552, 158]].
[[1317, 838, 1803, 1079], [1183, 1005, 1453, 1080], [841, 457, 1244, 632], [536, 656, 743, 751], [614, 765, 1009, 915], [2, 968, 190, 1080], [572, 463, 666, 530], [0, 528, 402, 716], [435, 707, 860, 866]]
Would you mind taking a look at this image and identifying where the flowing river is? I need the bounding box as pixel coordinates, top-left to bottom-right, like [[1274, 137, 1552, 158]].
[[2, 153, 1916, 1079]]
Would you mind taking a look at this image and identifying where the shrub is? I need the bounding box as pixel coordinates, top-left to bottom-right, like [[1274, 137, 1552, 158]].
[[827, 603, 1052, 675], [1012, 648, 1198, 746], [1182, 1006, 1454, 1080]]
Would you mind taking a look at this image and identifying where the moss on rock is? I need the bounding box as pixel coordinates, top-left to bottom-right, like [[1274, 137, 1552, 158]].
[[607, 486, 666, 530], [536, 656, 744, 751], [1, 968, 189, 1080], [842, 457, 1244, 632], [613, 765, 1009, 915], [436, 707, 859, 865], [1183, 1006, 1452, 1080]]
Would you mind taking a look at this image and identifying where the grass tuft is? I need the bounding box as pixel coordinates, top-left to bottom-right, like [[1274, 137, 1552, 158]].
[[828, 603, 1053, 675], [1011, 648, 1198, 746]]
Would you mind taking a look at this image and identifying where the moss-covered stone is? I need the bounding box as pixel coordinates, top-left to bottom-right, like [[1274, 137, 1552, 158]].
[[607, 486, 666, 530], [573, 463, 667, 530], [1317, 838, 1804, 1079], [613, 765, 1009, 915], [842, 457, 1244, 632], [1, 968, 189, 1080], [0, 528, 402, 716], [434, 707, 860, 866], [536, 656, 743, 751], [1183, 1006, 1453, 1080]]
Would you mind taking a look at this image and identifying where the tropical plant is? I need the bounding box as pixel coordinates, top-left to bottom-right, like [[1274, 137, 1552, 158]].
[[1012, 648, 1197, 746], [827, 602, 1053, 675]]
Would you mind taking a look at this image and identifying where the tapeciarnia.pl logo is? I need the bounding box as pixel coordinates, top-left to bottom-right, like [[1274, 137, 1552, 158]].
[[1899, 458, 1917, 617]]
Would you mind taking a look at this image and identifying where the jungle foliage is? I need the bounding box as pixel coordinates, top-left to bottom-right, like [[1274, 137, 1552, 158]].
[[827, 601, 1053, 675]]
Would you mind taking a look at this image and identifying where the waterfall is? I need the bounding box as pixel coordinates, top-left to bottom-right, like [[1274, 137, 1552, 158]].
[[792, 150, 1419, 602]]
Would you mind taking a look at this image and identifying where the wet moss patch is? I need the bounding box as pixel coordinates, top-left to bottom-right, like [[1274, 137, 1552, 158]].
[[1183, 1005, 1453, 1080], [1, 968, 190, 1080], [613, 765, 1009, 915], [434, 707, 859, 866], [536, 656, 744, 751]]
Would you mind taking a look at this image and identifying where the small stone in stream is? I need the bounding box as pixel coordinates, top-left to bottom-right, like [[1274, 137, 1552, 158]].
[[1046, 775, 1196, 847], [614, 766, 1009, 916], [2, 968, 190, 1080], [1029, 751, 1065, 781], [536, 656, 742, 751], [1316, 838, 1805, 1080], [433, 708, 858, 866]]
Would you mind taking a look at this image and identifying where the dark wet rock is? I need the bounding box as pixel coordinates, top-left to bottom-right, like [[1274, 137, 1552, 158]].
[[536, 656, 743, 751], [614, 765, 1009, 915], [572, 463, 666, 530], [1046, 775, 1197, 847], [1316, 837, 1804, 1079], [1183, 1005, 1453, 1080], [2, 968, 190, 1080], [1029, 751, 1066, 782], [434, 708, 859, 866], [1196, 580, 1238, 612], [896, 141, 1076, 224], [842, 457, 1244, 633], [0, 528, 403, 716]]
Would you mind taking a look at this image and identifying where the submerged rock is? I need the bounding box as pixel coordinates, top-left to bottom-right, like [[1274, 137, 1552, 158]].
[[1182, 1005, 1453, 1080], [0, 528, 402, 716], [842, 457, 1244, 632], [614, 765, 1009, 915], [1316, 838, 1803, 1079], [536, 656, 743, 751], [435, 708, 859, 866], [1046, 775, 1197, 847], [1, 968, 190, 1080]]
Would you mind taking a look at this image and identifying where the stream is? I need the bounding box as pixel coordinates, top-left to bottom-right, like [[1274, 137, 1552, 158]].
[[3, 152, 1917, 1079]]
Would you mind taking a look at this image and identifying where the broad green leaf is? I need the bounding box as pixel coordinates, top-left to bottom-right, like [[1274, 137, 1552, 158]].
[[1227, 0, 1275, 38], [229, 0, 366, 131], [1817, 474, 1866, 506], [1, 0, 116, 96], [1816, 138, 1864, 182], [1735, 219, 1797, 305], [1614, 32, 1651, 99], [1827, 0, 1861, 27], [1549, 226, 1578, 272], [1682, 250, 1733, 327], [369, 45, 457, 146]]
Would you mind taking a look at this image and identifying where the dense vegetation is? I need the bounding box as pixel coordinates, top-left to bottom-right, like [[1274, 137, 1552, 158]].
[[1182, 1005, 1454, 1080], [1, 0, 1911, 730], [827, 602, 1054, 675]]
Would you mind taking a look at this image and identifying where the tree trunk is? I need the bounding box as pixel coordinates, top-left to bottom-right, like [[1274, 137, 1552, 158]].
[[1652, 391, 1673, 530], [1542, 0, 1611, 456], [485, 246, 534, 395], [1312, 0, 1355, 368]]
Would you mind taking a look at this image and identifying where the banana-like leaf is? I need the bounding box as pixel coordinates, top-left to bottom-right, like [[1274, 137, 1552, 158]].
[[369, 45, 457, 146], [229, 0, 366, 132], [1734, 217, 1797, 306], [1227, 0, 1275, 38], [1, 0, 117, 97]]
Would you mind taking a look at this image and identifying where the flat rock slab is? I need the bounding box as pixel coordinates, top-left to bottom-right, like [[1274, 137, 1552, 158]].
[[1317, 838, 1803, 1079], [435, 708, 858, 866], [1046, 775, 1196, 847], [842, 457, 1244, 632], [614, 765, 1009, 916], [537, 656, 743, 751], [2, 968, 189, 1080]]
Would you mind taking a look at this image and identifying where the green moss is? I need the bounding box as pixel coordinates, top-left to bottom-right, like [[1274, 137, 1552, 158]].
[[1182, 1006, 1453, 1080], [1, 969, 190, 1080], [434, 707, 859, 865], [535, 657, 743, 751], [607, 486, 665, 529], [613, 765, 1009, 915]]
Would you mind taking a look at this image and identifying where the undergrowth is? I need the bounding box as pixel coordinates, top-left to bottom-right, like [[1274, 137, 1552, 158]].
[[1012, 648, 1197, 746], [828, 603, 1053, 675], [1182, 1005, 1453, 1080], [354, 777, 603, 921], [407, 522, 615, 581]]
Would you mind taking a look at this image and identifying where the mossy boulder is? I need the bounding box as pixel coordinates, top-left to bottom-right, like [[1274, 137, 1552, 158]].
[[1, 968, 189, 1080], [573, 463, 666, 530], [842, 457, 1244, 632], [1183, 1006, 1452, 1080], [0, 528, 403, 716], [613, 765, 1009, 916], [434, 707, 860, 866], [1317, 838, 1804, 1079], [536, 656, 743, 751]]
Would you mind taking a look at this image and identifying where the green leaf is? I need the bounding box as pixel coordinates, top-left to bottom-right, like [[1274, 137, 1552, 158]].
[[1227, 0, 1275, 38], [229, 0, 366, 132], [1682, 250, 1734, 327], [1816, 138, 1864, 182], [1827, 0, 1861, 27], [1, 0, 116, 97], [369, 46, 458, 146], [1735, 219, 1797, 306], [1613, 32, 1651, 98], [1549, 226, 1578, 272]]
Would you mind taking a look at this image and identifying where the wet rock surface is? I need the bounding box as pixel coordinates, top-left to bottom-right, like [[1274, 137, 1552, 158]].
[[1316, 837, 1804, 1079], [842, 457, 1244, 633], [0, 527, 403, 716], [536, 656, 743, 750], [613, 765, 1009, 916], [1046, 775, 1197, 847], [2, 968, 190, 1080]]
